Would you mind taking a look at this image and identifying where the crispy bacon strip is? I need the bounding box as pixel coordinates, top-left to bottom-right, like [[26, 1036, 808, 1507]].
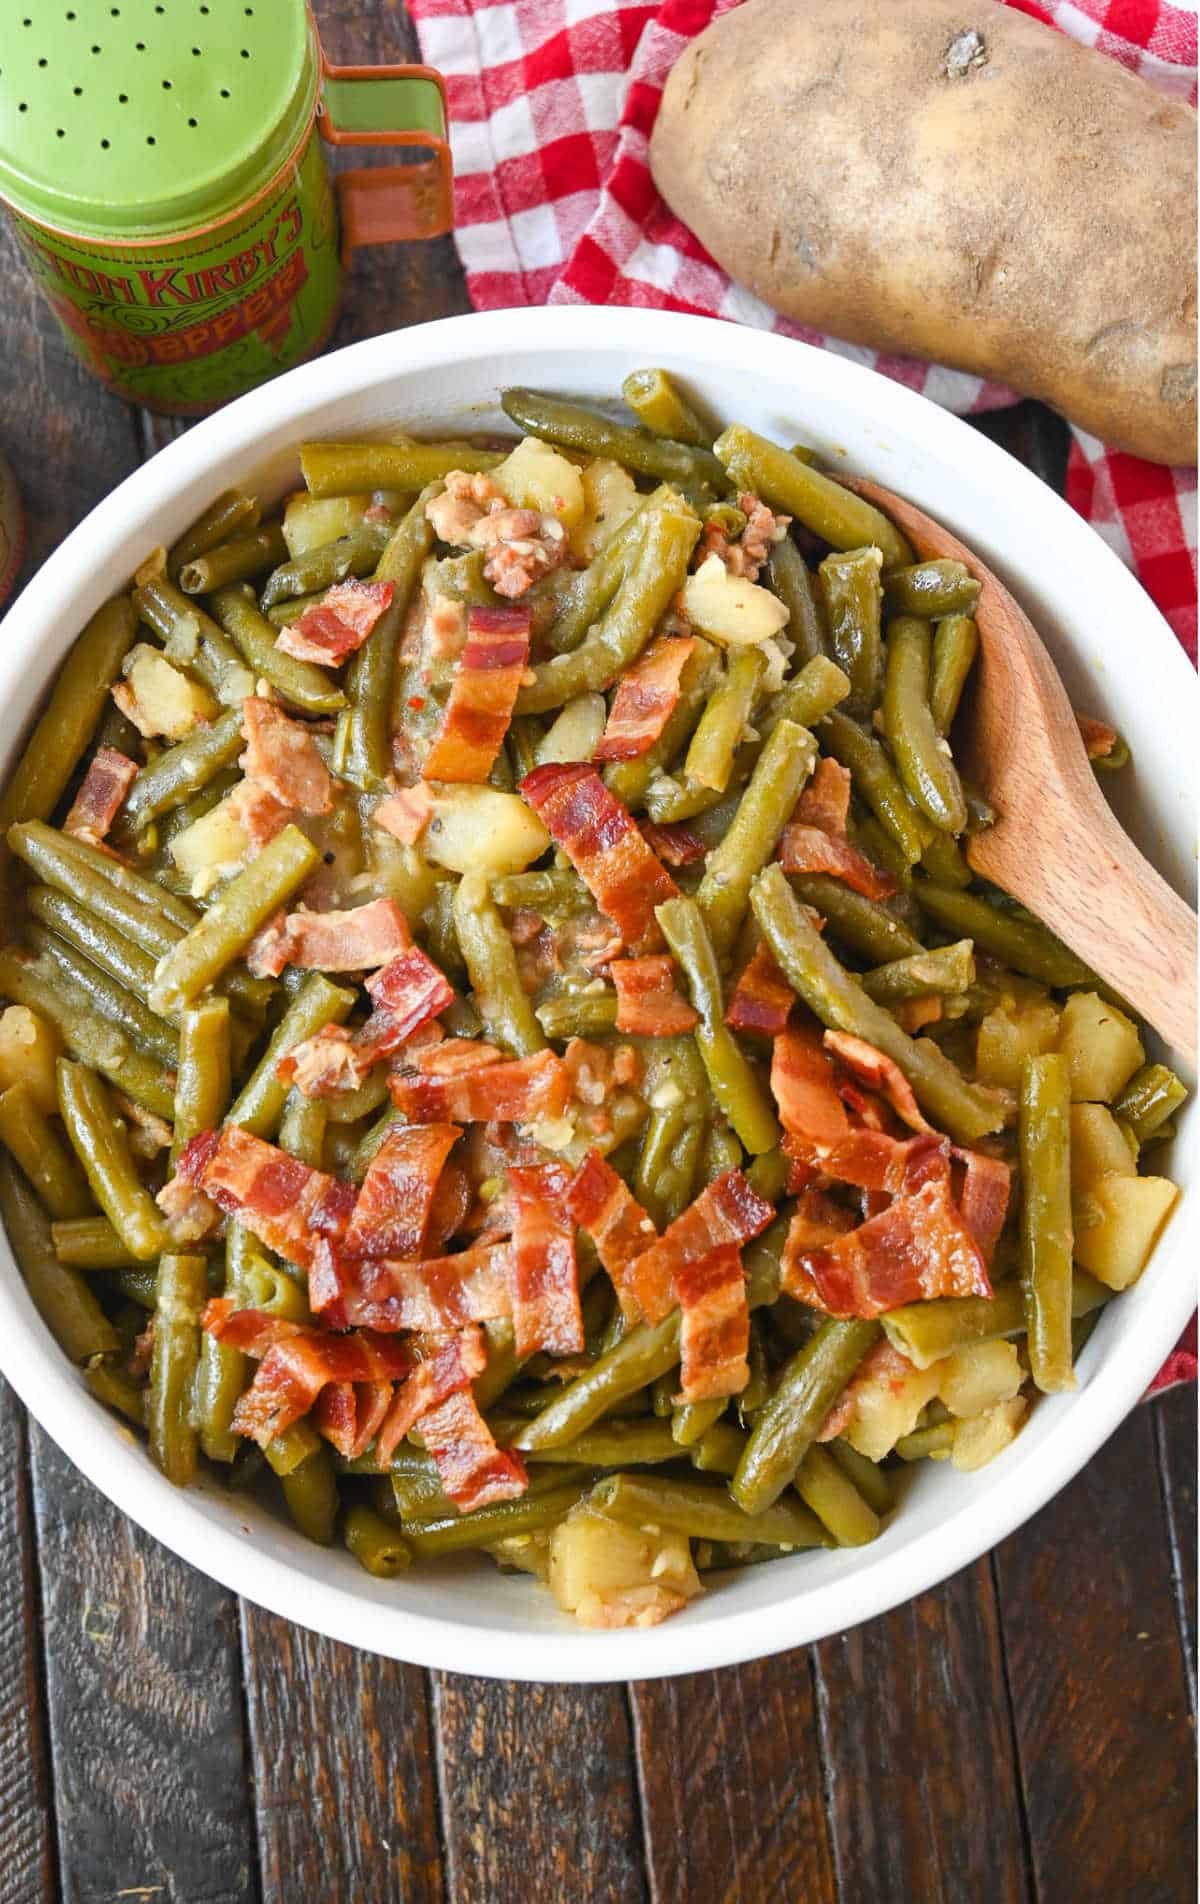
[[793, 757, 852, 834], [309, 1238, 513, 1333], [372, 782, 434, 845], [1077, 714, 1120, 761], [201, 1302, 415, 1445], [240, 696, 334, 814], [278, 945, 455, 1096], [226, 778, 294, 850], [777, 824, 898, 901], [274, 579, 395, 665], [566, 1150, 658, 1322], [674, 1244, 749, 1402], [520, 762, 678, 953], [508, 1163, 583, 1359], [178, 1127, 350, 1270], [823, 1030, 932, 1134], [314, 1380, 394, 1461], [782, 1175, 992, 1318], [343, 1124, 461, 1261], [247, 898, 411, 979], [389, 1047, 570, 1124], [770, 1024, 850, 1144], [63, 746, 137, 845], [611, 956, 698, 1036], [783, 1186, 859, 1252], [418, 1386, 529, 1511], [953, 1147, 1011, 1262], [422, 604, 531, 783], [783, 1129, 950, 1198], [593, 635, 696, 762], [374, 1326, 490, 1465], [638, 818, 707, 867], [725, 941, 793, 1038], [628, 1168, 775, 1325]]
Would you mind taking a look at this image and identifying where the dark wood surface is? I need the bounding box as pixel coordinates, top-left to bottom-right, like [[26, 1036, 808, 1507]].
[[0, 5, 1194, 1897]]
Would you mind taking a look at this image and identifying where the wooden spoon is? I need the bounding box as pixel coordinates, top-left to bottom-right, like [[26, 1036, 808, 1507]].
[[844, 477, 1197, 1069]]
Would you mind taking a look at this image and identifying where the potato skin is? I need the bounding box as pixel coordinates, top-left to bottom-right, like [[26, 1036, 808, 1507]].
[[651, 0, 1196, 464]]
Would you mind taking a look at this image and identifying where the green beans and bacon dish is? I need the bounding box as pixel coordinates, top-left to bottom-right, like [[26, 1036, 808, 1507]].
[[0, 377, 1184, 1629]]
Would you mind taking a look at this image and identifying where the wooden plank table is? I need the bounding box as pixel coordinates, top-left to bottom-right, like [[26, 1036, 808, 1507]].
[[0, 6, 1194, 1895]]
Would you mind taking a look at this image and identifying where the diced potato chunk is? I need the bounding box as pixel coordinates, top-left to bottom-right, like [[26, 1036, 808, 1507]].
[[1073, 1174, 1179, 1289], [571, 458, 641, 561], [951, 1396, 1028, 1472], [682, 553, 789, 646], [1070, 1103, 1137, 1192], [548, 1504, 701, 1629], [117, 644, 218, 740], [423, 785, 550, 875], [975, 1000, 1061, 1089], [0, 1006, 61, 1115], [169, 795, 251, 898], [494, 436, 585, 530], [937, 1340, 1023, 1420], [283, 491, 373, 557], [536, 693, 607, 766], [1057, 991, 1144, 1103], [844, 1360, 944, 1462]]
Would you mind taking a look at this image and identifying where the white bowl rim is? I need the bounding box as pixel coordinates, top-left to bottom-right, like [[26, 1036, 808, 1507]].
[[0, 304, 1194, 1684]]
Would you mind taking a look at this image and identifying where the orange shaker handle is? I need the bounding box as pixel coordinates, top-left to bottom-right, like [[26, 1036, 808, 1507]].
[[317, 60, 453, 265]]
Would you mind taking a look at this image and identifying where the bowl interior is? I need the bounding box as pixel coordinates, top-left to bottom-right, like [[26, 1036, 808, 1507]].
[[0, 308, 1193, 1681]]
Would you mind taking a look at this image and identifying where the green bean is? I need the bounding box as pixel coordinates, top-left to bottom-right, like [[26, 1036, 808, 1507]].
[[278, 1088, 328, 1168], [861, 940, 976, 1004], [195, 1221, 253, 1463], [885, 560, 980, 620], [0, 1156, 120, 1360], [744, 1147, 789, 1206], [533, 502, 654, 655], [502, 388, 724, 489], [263, 1419, 324, 1478], [526, 1420, 681, 1468], [701, 1117, 743, 1184], [28, 925, 179, 1067], [56, 1060, 168, 1261], [85, 1358, 146, 1426], [535, 990, 618, 1041], [883, 617, 967, 834], [828, 1438, 894, 1514], [1112, 1063, 1188, 1143], [513, 1313, 683, 1452], [266, 592, 323, 628], [453, 871, 544, 1057], [592, 1473, 829, 1549], [117, 1266, 159, 1309], [642, 763, 744, 828], [132, 574, 256, 707], [621, 368, 711, 446], [732, 1316, 880, 1515], [820, 708, 930, 865], [765, 538, 828, 666], [300, 441, 501, 497], [636, 1102, 704, 1230], [120, 708, 247, 835], [492, 869, 594, 918], [148, 1252, 207, 1486], [0, 950, 175, 1120], [323, 1067, 389, 1125], [0, 1081, 92, 1219], [696, 718, 816, 960], [259, 522, 394, 608], [751, 864, 1008, 1142], [168, 488, 259, 577], [1019, 1052, 1076, 1394], [895, 1422, 956, 1462], [280, 1447, 339, 1544], [341, 485, 438, 789], [52, 1216, 138, 1269], [818, 546, 884, 715], [0, 595, 137, 832], [919, 828, 973, 888], [929, 615, 979, 739], [207, 586, 346, 716], [650, 1370, 677, 1420], [759, 655, 850, 739], [178, 522, 289, 595], [226, 974, 355, 1137], [391, 1458, 589, 1522], [1089, 728, 1131, 773], [344, 1504, 412, 1576], [149, 825, 320, 1016], [794, 1446, 881, 1545], [516, 506, 701, 714], [656, 896, 779, 1154], [913, 881, 1100, 991], [173, 998, 231, 1161], [881, 1272, 1110, 1370], [671, 1397, 726, 1448], [713, 426, 913, 569], [689, 1420, 746, 1475], [403, 1482, 590, 1558], [785, 874, 923, 965], [684, 647, 766, 792]]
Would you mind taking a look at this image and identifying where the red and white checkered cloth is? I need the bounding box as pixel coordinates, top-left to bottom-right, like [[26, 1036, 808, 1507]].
[[410, 0, 1198, 1394]]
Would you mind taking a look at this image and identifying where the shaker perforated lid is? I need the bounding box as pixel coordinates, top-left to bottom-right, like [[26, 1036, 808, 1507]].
[[0, 0, 318, 237]]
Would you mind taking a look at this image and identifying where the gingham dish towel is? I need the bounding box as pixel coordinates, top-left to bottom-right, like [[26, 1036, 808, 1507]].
[[409, 0, 1198, 1392]]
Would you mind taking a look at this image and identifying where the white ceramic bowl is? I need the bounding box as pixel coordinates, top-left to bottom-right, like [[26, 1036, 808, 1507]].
[[1, 308, 1194, 1683]]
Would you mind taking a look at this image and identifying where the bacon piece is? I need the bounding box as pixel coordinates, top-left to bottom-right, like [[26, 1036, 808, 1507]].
[[770, 1024, 850, 1144], [566, 1151, 658, 1322], [274, 580, 395, 665], [279, 945, 455, 1097], [183, 1126, 347, 1271], [413, 1038, 501, 1078], [1077, 714, 1120, 761], [389, 1048, 570, 1125], [247, 898, 411, 980], [953, 1147, 1011, 1262], [314, 1380, 394, 1461], [425, 472, 506, 545], [275, 1024, 366, 1098], [155, 1171, 221, 1243], [674, 1244, 749, 1402], [418, 1386, 529, 1510], [63, 747, 137, 845], [638, 819, 707, 867], [783, 1185, 859, 1252], [372, 782, 434, 846], [344, 1124, 461, 1261], [240, 696, 334, 814], [823, 1031, 933, 1134], [725, 941, 793, 1039], [508, 1163, 583, 1359], [611, 956, 698, 1037], [226, 777, 294, 850], [201, 1304, 415, 1445], [310, 1239, 514, 1333], [423, 1160, 473, 1254], [519, 763, 678, 953], [593, 635, 696, 763], [792, 757, 852, 835], [783, 1128, 950, 1198], [374, 1326, 491, 1465], [777, 824, 898, 901], [422, 604, 531, 784], [782, 1176, 992, 1318], [628, 1169, 775, 1325]]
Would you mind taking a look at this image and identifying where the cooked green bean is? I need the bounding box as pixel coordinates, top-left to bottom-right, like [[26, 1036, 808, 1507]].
[[52, 1215, 138, 1270], [195, 1221, 253, 1463], [391, 1458, 590, 1522], [656, 895, 779, 1155], [0, 1156, 120, 1361], [207, 585, 345, 715], [794, 1446, 881, 1545], [28, 925, 179, 1067], [226, 974, 355, 1137], [115, 1264, 161, 1309], [828, 1439, 894, 1514], [895, 1422, 956, 1462], [118, 707, 246, 832], [344, 1504, 412, 1576], [502, 388, 724, 489], [533, 501, 655, 655], [56, 1060, 168, 1261], [259, 521, 394, 608], [403, 1482, 590, 1558], [689, 1420, 747, 1475], [861, 940, 977, 1004], [341, 485, 438, 789], [883, 617, 967, 834], [684, 647, 766, 792], [635, 1037, 709, 1228], [642, 763, 746, 827], [263, 1419, 324, 1478], [148, 1252, 207, 1486], [1019, 1052, 1076, 1394], [713, 426, 912, 568], [0, 595, 137, 832], [132, 574, 256, 707], [514, 1313, 682, 1452], [732, 1316, 880, 1515], [820, 707, 930, 865], [173, 998, 231, 1160], [322, 1068, 389, 1125], [0, 1080, 92, 1219], [930, 614, 980, 737], [453, 871, 545, 1056], [0, 951, 175, 1120], [785, 874, 924, 965], [622, 368, 711, 446], [751, 864, 1008, 1142], [535, 990, 618, 1041], [696, 718, 817, 960], [178, 522, 289, 595], [168, 488, 259, 577], [913, 881, 1100, 990], [278, 1088, 328, 1169], [592, 1473, 829, 1548], [818, 546, 884, 715], [266, 591, 323, 628], [85, 1358, 146, 1426], [671, 1397, 726, 1448], [885, 560, 980, 620], [1112, 1063, 1188, 1143], [919, 827, 973, 888], [759, 655, 850, 738], [744, 1147, 789, 1206], [881, 1272, 1110, 1369], [149, 825, 320, 1017], [491, 869, 594, 918], [765, 537, 828, 666], [300, 441, 502, 497], [280, 1447, 339, 1544]]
